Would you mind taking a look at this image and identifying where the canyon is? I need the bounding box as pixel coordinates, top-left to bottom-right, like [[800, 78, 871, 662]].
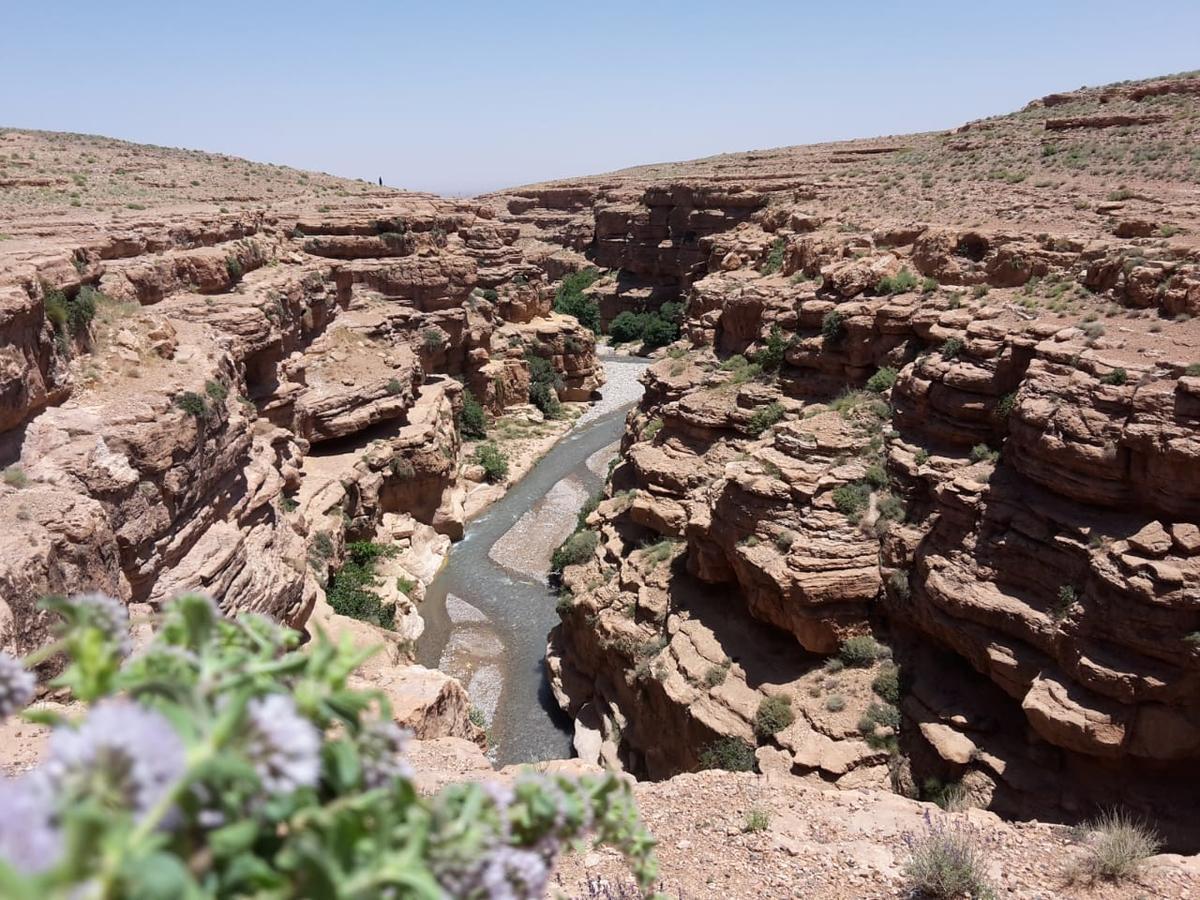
[[3, 71, 1200, 897]]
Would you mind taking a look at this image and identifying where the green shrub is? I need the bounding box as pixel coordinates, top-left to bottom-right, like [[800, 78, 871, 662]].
[[644, 417, 663, 440], [821, 309, 846, 342], [641, 313, 679, 349], [458, 389, 487, 440], [832, 482, 871, 520], [747, 401, 784, 436], [1185, 363, 1200, 377], [866, 366, 897, 393], [385, 378, 404, 396], [823, 657, 845, 674], [204, 379, 228, 403], [1100, 367, 1128, 386], [553, 268, 601, 332], [760, 237, 786, 274], [1078, 809, 1161, 881], [3, 466, 29, 489], [754, 695, 795, 738], [872, 664, 901, 704], [327, 541, 398, 628], [703, 661, 731, 688], [825, 694, 846, 712], [482, 287, 499, 302], [876, 267, 918, 295], [526, 352, 564, 418], [1052, 584, 1078, 620], [69, 285, 98, 332], [175, 392, 208, 417], [840, 635, 885, 667], [921, 277, 939, 293], [940, 337, 965, 359], [698, 737, 757, 772], [609, 311, 647, 344], [903, 817, 993, 899], [969, 443, 999, 464], [753, 325, 791, 372], [888, 570, 912, 600], [994, 391, 1017, 420], [864, 463, 888, 488], [473, 441, 509, 483], [225, 255, 243, 282], [0, 592, 658, 896], [421, 327, 446, 351], [743, 808, 771, 833], [551, 530, 599, 573]]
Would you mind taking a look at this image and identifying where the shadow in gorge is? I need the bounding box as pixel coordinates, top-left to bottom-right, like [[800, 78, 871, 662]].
[[663, 558, 821, 688]]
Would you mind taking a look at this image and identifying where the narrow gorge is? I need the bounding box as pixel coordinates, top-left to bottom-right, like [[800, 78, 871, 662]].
[[3, 70, 1200, 897]]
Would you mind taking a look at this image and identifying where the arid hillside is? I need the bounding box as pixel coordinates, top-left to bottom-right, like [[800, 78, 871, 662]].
[[3, 70, 1200, 899], [485, 71, 1200, 856]]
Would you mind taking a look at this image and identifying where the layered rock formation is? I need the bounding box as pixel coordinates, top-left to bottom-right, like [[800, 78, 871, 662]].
[[529, 73, 1200, 849], [0, 141, 602, 670]]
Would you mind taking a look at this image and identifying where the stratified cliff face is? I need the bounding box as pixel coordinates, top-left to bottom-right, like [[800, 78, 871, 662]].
[[0, 131, 602, 661], [526, 74, 1200, 847]]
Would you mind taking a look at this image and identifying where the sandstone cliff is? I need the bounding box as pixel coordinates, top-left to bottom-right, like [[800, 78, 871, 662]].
[[517, 73, 1200, 850]]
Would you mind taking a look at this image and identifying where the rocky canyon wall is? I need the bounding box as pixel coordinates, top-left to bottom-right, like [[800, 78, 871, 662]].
[[513, 75, 1200, 848]]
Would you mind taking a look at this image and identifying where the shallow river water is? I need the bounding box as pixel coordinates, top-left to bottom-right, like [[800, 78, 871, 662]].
[[415, 354, 648, 765]]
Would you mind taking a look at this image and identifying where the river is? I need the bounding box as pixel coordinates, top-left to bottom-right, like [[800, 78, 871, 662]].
[[415, 353, 649, 765]]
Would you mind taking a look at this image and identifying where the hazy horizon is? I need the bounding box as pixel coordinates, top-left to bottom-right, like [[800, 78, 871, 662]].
[[3, 1, 1198, 196]]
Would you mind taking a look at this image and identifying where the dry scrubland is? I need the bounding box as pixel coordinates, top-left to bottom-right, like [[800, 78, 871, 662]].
[[2, 71, 1200, 898]]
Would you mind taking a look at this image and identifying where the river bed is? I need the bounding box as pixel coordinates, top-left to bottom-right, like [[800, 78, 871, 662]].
[[415, 353, 649, 765]]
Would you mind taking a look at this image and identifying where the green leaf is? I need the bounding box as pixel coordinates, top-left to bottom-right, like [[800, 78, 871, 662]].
[[209, 820, 258, 858]]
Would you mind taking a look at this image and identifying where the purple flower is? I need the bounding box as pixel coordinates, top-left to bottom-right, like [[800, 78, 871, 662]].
[[0, 776, 61, 873], [69, 592, 131, 657], [243, 694, 320, 795], [41, 699, 185, 818], [477, 845, 550, 900], [0, 651, 34, 720], [359, 720, 413, 789]]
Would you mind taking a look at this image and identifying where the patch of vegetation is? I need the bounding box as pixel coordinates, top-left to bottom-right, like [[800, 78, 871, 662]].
[[608, 301, 683, 350], [872, 663, 901, 704], [993, 391, 1017, 420], [703, 660, 731, 688], [823, 657, 845, 674], [3, 466, 29, 489], [888, 570, 912, 601], [743, 808, 771, 833], [832, 482, 871, 521], [1076, 809, 1161, 882], [753, 325, 792, 372], [747, 401, 784, 436], [840, 635, 886, 668], [643, 417, 663, 440], [921, 277, 939, 293], [866, 366, 897, 393], [821, 309, 846, 343], [940, 337, 965, 359], [876, 267, 918, 295], [759, 237, 786, 274], [642, 539, 678, 569], [204, 379, 228, 403], [326, 540, 399, 628], [698, 737, 757, 772], [754, 695, 795, 738], [421, 327, 446, 351], [175, 392, 208, 418], [526, 352, 564, 418], [473, 441, 509, 483], [825, 694, 846, 712], [225, 255, 243, 282], [458, 389, 487, 440], [551, 529, 599, 574], [1100, 367, 1128, 386], [385, 378, 404, 396], [1052, 584, 1078, 620], [553, 267, 602, 332], [969, 443, 1000, 464]]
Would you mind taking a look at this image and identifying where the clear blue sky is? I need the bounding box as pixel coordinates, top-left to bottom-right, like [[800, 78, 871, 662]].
[[3, 1, 1198, 195]]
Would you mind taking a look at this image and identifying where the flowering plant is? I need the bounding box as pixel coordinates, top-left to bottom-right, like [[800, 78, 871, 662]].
[[0, 593, 658, 898]]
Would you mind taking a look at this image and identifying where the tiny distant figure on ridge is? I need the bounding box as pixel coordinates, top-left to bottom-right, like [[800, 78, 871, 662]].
[[378, 176, 383, 186]]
